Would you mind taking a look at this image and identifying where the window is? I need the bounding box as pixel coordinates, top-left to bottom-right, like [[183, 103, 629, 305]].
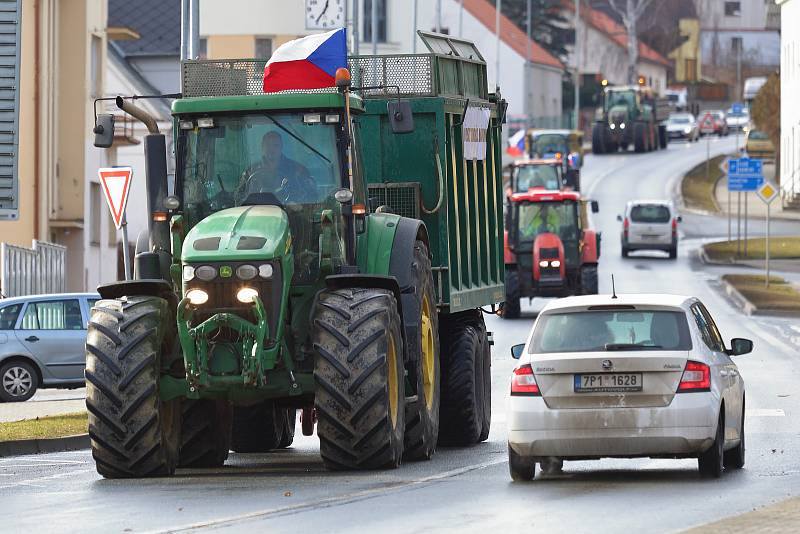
[[698, 303, 725, 351], [90, 35, 102, 97], [731, 36, 743, 54], [21, 300, 84, 330], [724, 2, 741, 16], [363, 0, 387, 43], [690, 304, 723, 352], [630, 204, 671, 223], [199, 37, 208, 59], [90, 182, 102, 245], [255, 37, 272, 59], [0, 304, 21, 329]]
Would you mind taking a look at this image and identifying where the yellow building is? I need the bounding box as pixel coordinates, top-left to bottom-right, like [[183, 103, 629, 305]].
[[0, 0, 116, 292], [668, 18, 701, 83]]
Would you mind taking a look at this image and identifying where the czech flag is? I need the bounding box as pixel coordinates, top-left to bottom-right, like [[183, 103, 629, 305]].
[[263, 28, 347, 93], [506, 129, 526, 157]]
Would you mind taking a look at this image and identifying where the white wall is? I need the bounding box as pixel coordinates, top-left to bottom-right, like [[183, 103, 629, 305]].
[[780, 0, 800, 200], [694, 0, 768, 30]]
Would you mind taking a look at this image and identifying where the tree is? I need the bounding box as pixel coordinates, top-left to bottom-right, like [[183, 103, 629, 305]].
[[603, 0, 656, 84], [751, 72, 781, 184], [489, 0, 574, 64]]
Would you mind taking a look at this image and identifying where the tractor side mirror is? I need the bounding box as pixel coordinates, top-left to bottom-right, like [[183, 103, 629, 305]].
[[510, 344, 525, 359], [591, 201, 599, 213], [93, 114, 115, 148], [387, 100, 414, 134]]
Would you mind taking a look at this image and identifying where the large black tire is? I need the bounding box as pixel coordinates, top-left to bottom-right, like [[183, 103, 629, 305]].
[[230, 401, 292, 452], [313, 288, 405, 469], [698, 411, 725, 478], [0, 359, 39, 402], [634, 122, 646, 153], [659, 125, 668, 149], [502, 267, 521, 319], [591, 124, 605, 154], [509, 445, 536, 482], [478, 330, 492, 442], [439, 311, 488, 446], [669, 245, 678, 259], [581, 264, 599, 295], [85, 296, 181, 478], [724, 401, 745, 469], [179, 399, 232, 468], [278, 409, 296, 448], [403, 241, 441, 461]]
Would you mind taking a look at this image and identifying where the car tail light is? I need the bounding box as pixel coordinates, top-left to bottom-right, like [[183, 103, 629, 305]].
[[677, 360, 711, 392], [623, 217, 630, 239], [511, 364, 541, 396], [672, 218, 678, 238]]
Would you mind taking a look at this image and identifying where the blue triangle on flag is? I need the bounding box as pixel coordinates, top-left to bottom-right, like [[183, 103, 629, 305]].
[[307, 28, 347, 78]]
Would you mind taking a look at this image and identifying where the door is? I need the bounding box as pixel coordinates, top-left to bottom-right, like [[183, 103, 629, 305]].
[[16, 298, 87, 381]]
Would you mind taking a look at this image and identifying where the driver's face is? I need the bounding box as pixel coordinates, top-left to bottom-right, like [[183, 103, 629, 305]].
[[262, 135, 283, 163]]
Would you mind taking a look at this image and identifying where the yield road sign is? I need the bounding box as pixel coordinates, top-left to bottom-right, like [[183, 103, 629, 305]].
[[757, 181, 779, 204], [98, 167, 133, 229]]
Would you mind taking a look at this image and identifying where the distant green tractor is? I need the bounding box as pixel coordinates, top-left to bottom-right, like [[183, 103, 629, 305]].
[[591, 83, 669, 154], [86, 34, 504, 478]]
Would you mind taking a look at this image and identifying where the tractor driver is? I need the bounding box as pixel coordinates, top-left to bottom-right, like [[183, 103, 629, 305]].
[[520, 204, 562, 240], [238, 131, 315, 205]]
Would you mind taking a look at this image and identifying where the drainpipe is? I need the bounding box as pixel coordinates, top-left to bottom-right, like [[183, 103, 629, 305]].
[[34, 0, 40, 240]]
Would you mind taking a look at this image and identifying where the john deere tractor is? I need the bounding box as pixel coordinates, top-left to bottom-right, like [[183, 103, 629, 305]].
[[591, 83, 669, 154], [86, 33, 504, 478]]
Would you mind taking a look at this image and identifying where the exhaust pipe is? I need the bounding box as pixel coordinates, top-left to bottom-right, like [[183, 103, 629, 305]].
[[115, 96, 159, 134]]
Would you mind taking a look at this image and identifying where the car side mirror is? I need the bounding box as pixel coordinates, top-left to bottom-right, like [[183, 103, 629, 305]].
[[616, 214, 622, 222], [591, 201, 599, 213], [511, 344, 525, 359], [727, 338, 753, 356], [387, 100, 414, 134], [677, 215, 683, 223], [93, 113, 115, 148]]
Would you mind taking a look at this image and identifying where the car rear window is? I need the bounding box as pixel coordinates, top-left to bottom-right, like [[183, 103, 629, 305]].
[[530, 310, 692, 353], [0, 304, 21, 329], [630, 204, 671, 223]]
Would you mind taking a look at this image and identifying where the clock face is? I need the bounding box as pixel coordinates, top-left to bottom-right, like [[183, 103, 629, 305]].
[[305, 0, 345, 30]]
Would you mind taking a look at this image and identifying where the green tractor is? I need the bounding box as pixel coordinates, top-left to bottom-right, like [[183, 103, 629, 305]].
[[86, 33, 504, 477], [591, 83, 670, 154]]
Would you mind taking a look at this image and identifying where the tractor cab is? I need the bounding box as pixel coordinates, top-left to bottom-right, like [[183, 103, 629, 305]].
[[525, 129, 583, 190], [506, 158, 563, 196]]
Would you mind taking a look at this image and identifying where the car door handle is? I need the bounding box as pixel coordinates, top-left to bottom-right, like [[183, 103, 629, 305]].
[[25, 336, 39, 342]]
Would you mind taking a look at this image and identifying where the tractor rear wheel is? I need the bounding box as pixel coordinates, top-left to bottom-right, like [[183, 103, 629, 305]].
[[231, 401, 293, 452], [313, 288, 405, 470], [179, 399, 232, 468], [439, 311, 489, 446], [502, 267, 521, 319], [278, 409, 297, 448], [403, 241, 441, 461], [634, 123, 646, 153], [581, 265, 599, 295], [85, 296, 181, 478]]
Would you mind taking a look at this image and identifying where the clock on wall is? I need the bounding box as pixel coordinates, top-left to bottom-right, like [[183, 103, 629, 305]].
[[305, 0, 345, 31]]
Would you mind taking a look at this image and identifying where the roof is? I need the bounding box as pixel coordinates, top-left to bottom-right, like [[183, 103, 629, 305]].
[[542, 293, 693, 312], [510, 190, 581, 203], [463, 0, 563, 70], [108, 0, 180, 57], [529, 129, 574, 136], [172, 93, 363, 115], [565, 1, 670, 68], [512, 158, 561, 167], [0, 293, 100, 306]]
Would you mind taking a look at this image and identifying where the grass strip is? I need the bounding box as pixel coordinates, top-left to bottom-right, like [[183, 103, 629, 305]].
[[704, 237, 800, 262], [681, 154, 729, 213], [722, 274, 800, 312], [0, 412, 87, 442]]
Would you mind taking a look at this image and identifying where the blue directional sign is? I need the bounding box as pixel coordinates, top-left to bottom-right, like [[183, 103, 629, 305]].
[[731, 102, 744, 114], [728, 157, 764, 192]]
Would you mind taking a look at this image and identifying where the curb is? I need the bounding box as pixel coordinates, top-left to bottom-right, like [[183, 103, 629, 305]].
[[720, 279, 758, 316], [0, 433, 89, 457]]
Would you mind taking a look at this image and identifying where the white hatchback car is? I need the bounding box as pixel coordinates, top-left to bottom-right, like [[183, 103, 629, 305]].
[[618, 200, 681, 259], [507, 294, 751, 481]]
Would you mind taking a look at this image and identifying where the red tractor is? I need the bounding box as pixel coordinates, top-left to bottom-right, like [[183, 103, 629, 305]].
[[502, 190, 600, 318]]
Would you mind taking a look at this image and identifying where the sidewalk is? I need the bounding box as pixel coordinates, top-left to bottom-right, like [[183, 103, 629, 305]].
[[682, 496, 800, 533], [714, 161, 800, 221]]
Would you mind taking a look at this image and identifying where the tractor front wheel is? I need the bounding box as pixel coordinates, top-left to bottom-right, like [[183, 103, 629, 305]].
[[591, 124, 606, 154], [502, 267, 521, 319], [313, 288, 405, 469], [581, 265, 599, 295], [85, 296, 181, 478], [179, 399, 232, 468], [634, 123, 646, 153], [231, 401, 294, 452]]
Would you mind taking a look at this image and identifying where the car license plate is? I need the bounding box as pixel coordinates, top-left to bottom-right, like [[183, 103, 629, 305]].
[[574, 373, 643, 393]]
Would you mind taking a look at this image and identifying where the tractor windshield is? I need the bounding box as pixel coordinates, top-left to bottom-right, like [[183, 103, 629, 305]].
[[517, 201, 578, 243], [513, 165, 560, 192], [176, 112, 344, 227], [531, 135, 568, 158], [605, 90, 636, 111]]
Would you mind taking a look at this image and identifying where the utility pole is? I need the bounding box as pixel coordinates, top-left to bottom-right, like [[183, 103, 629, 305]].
[[412, 0, 418, 53], [459, 0, 464, 36], [574, 0, 580, 129], [496, 0, 501, 88], [180, 0, 189, 60], [436, 0, 442, 32], [525, 0, 531, 130], [353, 0, 360, 55]]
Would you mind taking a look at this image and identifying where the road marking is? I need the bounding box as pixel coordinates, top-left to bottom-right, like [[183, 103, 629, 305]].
[[143, 456, 508, 533], [0, 467, 96, 490], [746, 409, 785, 417]]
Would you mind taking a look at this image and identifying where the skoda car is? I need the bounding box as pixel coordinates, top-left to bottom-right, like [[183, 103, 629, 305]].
[[507, 294, 751, 481]]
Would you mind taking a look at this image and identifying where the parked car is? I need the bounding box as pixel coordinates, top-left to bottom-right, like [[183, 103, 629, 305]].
[[618, 200, 681, 259], [0, 293, 99, 401], [665, 113, 698, 142], [744, 126, 775, 160], [507, 293, 751, 481], [725, 107, 749, 130], [698, 110, 729, 136]]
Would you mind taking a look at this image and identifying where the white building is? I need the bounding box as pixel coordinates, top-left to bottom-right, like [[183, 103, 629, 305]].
[[199, 0, 565, 123], [777, 0, 799, 206]]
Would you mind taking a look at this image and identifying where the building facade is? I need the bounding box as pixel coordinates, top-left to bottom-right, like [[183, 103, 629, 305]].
[[778, 0, 799, 205]]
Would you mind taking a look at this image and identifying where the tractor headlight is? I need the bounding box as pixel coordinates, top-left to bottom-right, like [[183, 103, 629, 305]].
[[195, 265, 217, 281], [186, 289, 209, 305], [619, 123, 626, 129], [539, 260, 549, 268], [182, 265, 195, 281], [551, 260, 561, 268], [236, 264, 258, 280], [237, 287, 259, 304], [258, 264, 274, 279], [609, 123, 616, 130]]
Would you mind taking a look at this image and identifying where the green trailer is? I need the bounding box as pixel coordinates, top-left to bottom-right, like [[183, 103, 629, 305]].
[[85, 32, 504, 478]]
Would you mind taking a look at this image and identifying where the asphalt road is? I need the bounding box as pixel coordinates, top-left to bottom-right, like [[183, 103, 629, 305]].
[[2, 138, 799, 533]]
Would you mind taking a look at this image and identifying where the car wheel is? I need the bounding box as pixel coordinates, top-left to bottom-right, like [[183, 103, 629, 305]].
[[669, 246, 677, 259], [698, 411, 725, 478], [0, 360, 39, 402], [508, 445, 536, 482], [724, 403, 745, 469], [621, 246, 629, 258]]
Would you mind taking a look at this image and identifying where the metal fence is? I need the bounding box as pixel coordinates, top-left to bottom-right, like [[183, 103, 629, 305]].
[[1, 240, 66, 298]]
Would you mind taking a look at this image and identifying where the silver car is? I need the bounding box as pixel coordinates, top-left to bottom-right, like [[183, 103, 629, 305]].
[[507, 294, 751, 481], [0, 293, 98, 401], [618, 200, 681, 258]]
